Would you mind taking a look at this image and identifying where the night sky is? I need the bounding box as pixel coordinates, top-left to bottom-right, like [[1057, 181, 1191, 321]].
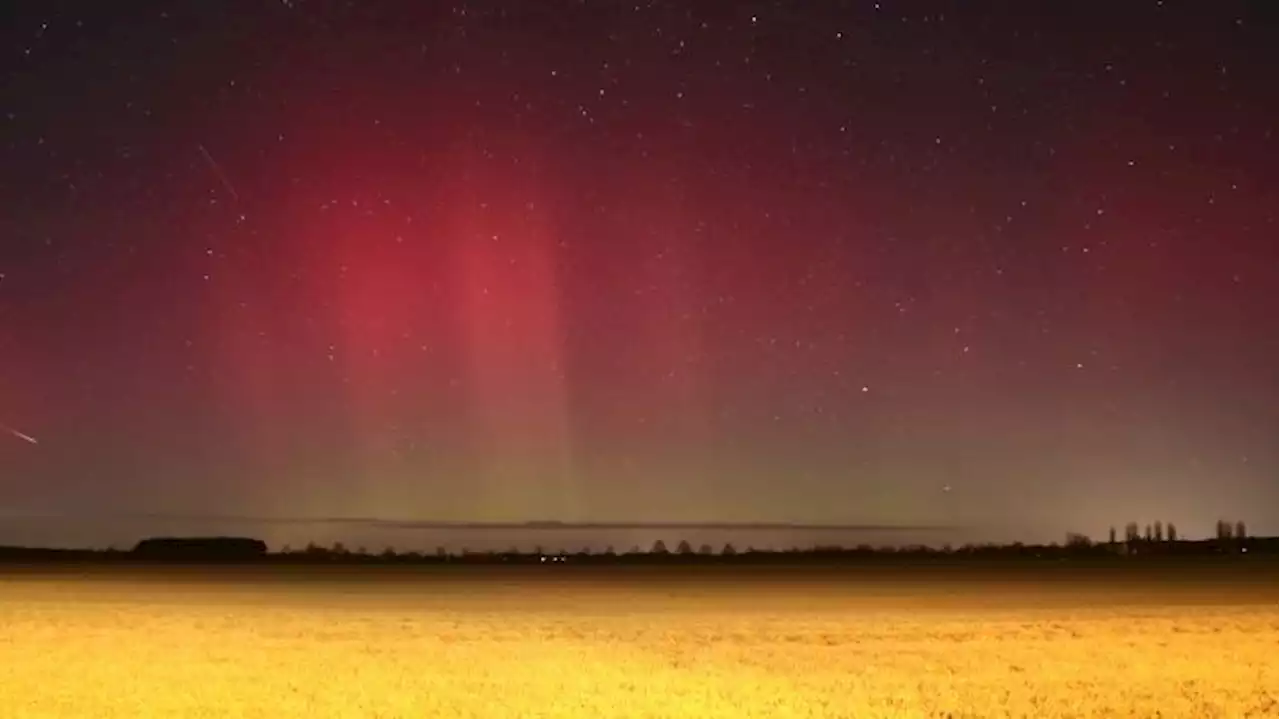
[[0, 1, 1274, 549]]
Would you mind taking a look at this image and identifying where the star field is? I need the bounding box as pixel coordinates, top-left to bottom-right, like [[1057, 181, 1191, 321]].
[[0, 1, 1273, 548]]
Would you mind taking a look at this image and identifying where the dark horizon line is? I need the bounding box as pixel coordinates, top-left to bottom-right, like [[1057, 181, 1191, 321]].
[[375, 521, 965, 532], [0, 511, 966, 533]]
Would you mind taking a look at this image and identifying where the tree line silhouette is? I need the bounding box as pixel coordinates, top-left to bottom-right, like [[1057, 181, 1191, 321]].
[[0, 519, 1271, 564]]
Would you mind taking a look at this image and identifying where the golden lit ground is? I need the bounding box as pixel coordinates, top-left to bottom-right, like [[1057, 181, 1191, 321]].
[[0, 562, 1274, 718]]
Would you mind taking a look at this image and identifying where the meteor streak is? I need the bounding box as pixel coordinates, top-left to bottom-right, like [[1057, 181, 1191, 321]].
[[197, 143, 240, 203], [1, 424, 38, 445]]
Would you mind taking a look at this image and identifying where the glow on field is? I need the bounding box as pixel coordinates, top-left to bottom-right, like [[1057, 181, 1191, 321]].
[[0, 572, 1274, 718]]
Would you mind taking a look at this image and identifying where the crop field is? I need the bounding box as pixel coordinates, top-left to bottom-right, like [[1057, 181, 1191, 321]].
[[0, 562, 1274, 718]]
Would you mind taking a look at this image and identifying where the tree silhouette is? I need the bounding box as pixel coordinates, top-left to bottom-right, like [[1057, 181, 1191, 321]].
[[1124, 522, 1140, 543], [651, 539, 669, 555], [1234, 521, 1246, 540], [1153, 521, 1163, 542], [1215, 520, 1231, 540], [698, 543, 714, 556], [676, 540, 694, 555], [1167, 523, 1178, 542], [1108, 527, 1116, 544], [721, 543, 737, 556]]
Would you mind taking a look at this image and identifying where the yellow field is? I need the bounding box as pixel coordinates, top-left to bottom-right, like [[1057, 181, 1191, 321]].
[[0, 564, 1274, 718]]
